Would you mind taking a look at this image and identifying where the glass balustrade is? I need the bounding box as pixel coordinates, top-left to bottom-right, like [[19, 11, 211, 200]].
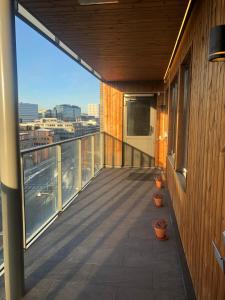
[[94, 133, 101, 174], [0, 190, 3, 267], [81, 136, 92, 187], [61, 140, 80, 205], [19, 132, 101, 245], [23, 146, 58, 241], [0, 132, 101, 272]]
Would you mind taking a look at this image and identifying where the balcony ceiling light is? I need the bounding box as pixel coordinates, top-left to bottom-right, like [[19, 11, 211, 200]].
[[78, 0, 119, 5]]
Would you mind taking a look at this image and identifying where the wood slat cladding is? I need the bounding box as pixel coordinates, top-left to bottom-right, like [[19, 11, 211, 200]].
[[101, 81, 168, 168], [165, 0, 225, 299], [19, 0, 188, 81], [101, 83, 123, 167], [155, 93, 168, 169]]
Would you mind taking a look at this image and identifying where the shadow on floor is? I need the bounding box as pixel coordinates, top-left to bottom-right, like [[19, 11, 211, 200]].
[[0, 168, 195, 300]]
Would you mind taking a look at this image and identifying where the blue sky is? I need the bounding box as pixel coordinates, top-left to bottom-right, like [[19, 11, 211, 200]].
[[15, 17, 100, 112]]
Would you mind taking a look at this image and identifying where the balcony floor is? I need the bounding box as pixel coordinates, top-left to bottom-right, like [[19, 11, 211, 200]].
[[1, 168, 191, 300]]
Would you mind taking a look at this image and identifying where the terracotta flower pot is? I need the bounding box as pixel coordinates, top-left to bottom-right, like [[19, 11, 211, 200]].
[[154, 227, 166, 239], [153, 219, 167, 240], [153, 193, 163, 207], [155, 176, 163, 189]]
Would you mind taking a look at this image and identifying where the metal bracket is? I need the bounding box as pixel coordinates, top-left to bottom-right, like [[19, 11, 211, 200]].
[[212, 241, 225, 274]]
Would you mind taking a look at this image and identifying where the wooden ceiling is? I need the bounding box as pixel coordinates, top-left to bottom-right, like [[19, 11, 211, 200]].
[[19, 0, 188, 81]]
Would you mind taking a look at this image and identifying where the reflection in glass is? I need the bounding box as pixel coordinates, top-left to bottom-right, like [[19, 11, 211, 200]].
[[0, 190, 3, 266], [62, 141, 80, 205], [23, 147, 58, 240], [127, 97, 155, 136], [81, 136, 92, 187], [94, 133, 101, 174]]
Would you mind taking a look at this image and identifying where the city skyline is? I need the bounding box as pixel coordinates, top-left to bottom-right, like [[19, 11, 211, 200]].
[[19, 101, 93, 114], [15, 17, 100, 111]]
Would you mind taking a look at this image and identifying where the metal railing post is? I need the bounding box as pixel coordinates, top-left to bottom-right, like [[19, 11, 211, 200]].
[[78, 139, 82, 190], [0, 0, 25, 298], [91, 135, 95, 177], [57, 145, 63, 211]]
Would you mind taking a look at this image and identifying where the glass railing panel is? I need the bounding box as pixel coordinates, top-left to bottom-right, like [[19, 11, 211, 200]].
[[23, 146, 58, 240], [0, 189, 3, 266], [81, 136, 92, 187], [94, 133, 101, 174], [61, 140, 80, 206]]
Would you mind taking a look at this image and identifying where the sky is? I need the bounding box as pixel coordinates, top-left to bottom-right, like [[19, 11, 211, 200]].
[[15, 17, 100, 112]]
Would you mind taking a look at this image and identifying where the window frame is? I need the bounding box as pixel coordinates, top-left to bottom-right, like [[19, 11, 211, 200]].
[[176, 50, 192, 180], [168, 76, 179, 165]]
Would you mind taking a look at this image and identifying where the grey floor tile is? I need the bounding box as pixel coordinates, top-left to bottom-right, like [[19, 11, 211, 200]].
[[24, 281, 117, 300], [116, 287, 186, 300], [90, 265, 153, 289], [0, 169, 190, 300]]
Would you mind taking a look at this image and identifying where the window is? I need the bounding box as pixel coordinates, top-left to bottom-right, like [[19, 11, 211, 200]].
[[177, 53, 192, 177], [127, 97, 155, 136], [169, 78, 178, 159]]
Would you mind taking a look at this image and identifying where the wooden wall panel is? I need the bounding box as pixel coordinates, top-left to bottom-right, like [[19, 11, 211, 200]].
[[166, 0, 225, 299], [101, 83, 123, 167], [155, 93, 168, 169], [101, 81, 168, 168]]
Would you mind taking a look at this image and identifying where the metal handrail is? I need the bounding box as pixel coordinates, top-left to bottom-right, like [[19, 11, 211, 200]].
[[21, 131, 100, 154]]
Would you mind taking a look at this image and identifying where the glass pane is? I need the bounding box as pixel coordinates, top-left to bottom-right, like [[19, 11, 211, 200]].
[[171, 82, 178, 154], [0, 189, 3, 266], [123, 144, 155, 168], [127, 98, 152, 136], [62, 140, 80, 205], [94, 133, 101, 174], [81, 136, 92, 187], [23, 147, 58, 240], [182, 66, 190, 169]]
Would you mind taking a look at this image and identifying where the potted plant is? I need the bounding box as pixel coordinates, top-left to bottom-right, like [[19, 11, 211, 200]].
[[153, 219, 168, 240], [155, 175, 163, 189], [153, 193, 163, 207]]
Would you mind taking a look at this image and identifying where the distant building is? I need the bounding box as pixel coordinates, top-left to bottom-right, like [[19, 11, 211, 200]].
[[33, 129, 57, 146], [76, 114, 96, 123], [20, 118, 74, 132], [19, 116, 99, 143], [19, 132, 34, 149], [19, 102, 38, 122], [38, 109, 53, 119], [20, 118, 75, 141], [73, 122, 100, 137], [87, 103, 100, 118], [76, 113, 99, 126], [54, 104, 81, 121]]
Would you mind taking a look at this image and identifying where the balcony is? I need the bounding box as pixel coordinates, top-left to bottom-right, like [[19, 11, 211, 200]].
[[1, 0, 225, 299], [1, 167, 192, 300]]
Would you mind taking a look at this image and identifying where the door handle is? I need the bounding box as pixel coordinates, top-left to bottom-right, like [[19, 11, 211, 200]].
[[150, 125, 154, 135]]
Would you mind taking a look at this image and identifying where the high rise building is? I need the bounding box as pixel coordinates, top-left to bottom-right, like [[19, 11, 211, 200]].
[[19, 102, 38, 123], [87, 103, 100, 118], [38, 108, 53, 119], [54, 104, 81, 121]]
